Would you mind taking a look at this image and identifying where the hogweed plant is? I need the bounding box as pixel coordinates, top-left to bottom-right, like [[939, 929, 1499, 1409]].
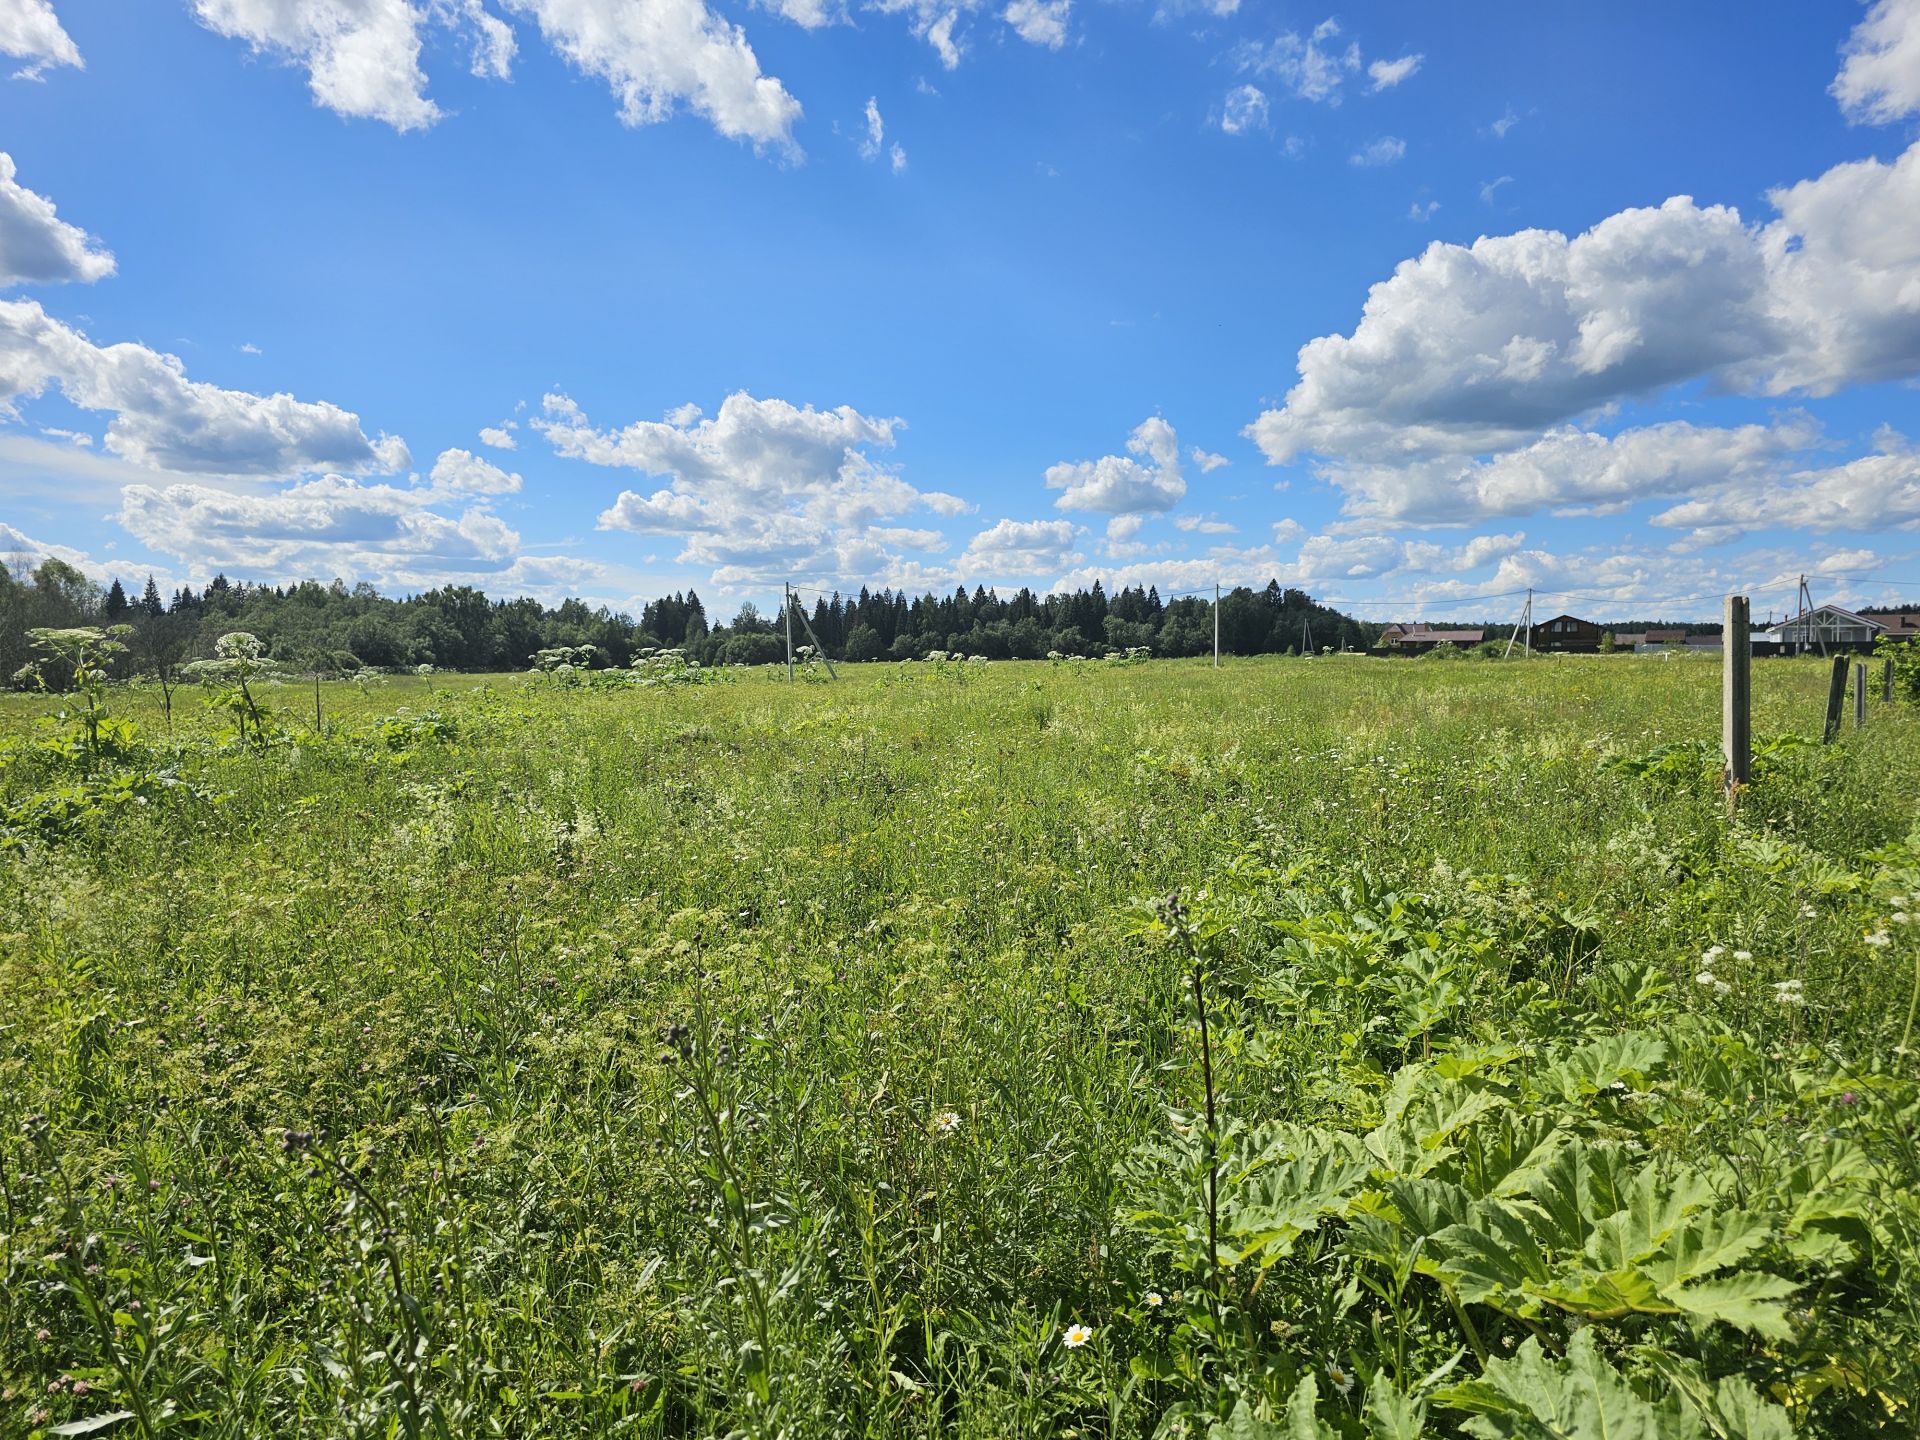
[[13, 625, 138, 768], [184, 631, 277, 747]]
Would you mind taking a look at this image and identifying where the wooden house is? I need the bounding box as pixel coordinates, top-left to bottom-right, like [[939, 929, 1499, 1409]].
[[1378, 623, 1489, 654], [1875, 611, 1920, 641], [1527, 614, 1603, 653]]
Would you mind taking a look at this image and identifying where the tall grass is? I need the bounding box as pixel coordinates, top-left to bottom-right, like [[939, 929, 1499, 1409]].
[[1, 654, 1916, 1436]]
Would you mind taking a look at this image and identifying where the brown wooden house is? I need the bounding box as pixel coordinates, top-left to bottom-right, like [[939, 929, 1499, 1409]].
[[1378, 623, 1489, 654], [1527, 613, 1604, 653], [1878, 611, 1920, 640]]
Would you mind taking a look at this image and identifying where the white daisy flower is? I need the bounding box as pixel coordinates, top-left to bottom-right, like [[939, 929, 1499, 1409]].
[[1063, 1324, 1093, 1349]]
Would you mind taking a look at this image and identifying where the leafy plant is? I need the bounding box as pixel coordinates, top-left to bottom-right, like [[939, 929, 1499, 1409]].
[[184, 630, 279, 745], [13, 626, 140, 768]]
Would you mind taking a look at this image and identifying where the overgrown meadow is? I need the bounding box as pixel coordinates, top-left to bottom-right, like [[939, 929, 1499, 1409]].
[[4, 648, 1920, 1438]]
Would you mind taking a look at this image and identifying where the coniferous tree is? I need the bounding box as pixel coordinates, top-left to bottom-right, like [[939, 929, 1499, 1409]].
[[3, 554, 1391, 685]]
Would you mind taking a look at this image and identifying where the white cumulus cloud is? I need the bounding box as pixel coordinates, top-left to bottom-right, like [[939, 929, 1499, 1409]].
[[192, 0, 446, 131], [1651, 427, 1920, 542], [430, 446, 521, 495], [1250, 141, 1920, 469], [0, 299, 407, 477], [1318, 418, 1818, 527], [501, 0, 802, 153], [193, 0, 801, 152], [0, 0, 81, 75], [540, 390, 955, 588], [113, 469, 600, 598], [1046, 416, 1188, 515], [1833, 0, 1920, 124], [0, 153, 113, 287], [1174, 514, 1235, 534], [959, 516, 1079, 577], [1002, 0, 1068, 49]]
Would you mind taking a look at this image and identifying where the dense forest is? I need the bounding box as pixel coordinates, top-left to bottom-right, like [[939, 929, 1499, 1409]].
[[1, 553, 1381, 682]]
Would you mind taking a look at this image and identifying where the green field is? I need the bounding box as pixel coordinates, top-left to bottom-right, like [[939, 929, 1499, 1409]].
[[4, 654, 1919, 1438]]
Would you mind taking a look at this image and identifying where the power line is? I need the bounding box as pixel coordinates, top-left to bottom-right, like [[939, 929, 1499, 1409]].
[[773, 566, 1920, 619]]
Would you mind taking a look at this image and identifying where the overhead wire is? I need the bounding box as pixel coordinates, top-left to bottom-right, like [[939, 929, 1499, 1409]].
[[775, 566, 1920, 618]]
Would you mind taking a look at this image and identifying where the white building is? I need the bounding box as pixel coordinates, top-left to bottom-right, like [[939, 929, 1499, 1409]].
[[1764, 605, 1885, 649]]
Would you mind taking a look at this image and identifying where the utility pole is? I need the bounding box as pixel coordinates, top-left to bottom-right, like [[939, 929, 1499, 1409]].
[[1505, 588, 1534, 659], [784, 581, 794, 682], [1798, 574, 1824, 658], [791, 594, 839, 680], [1723, 594, 1750, 814], [1213, 583, 1220, 668]]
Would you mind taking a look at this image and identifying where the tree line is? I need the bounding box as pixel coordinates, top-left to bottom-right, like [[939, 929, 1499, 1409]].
[[2, 552, 1381, 684]]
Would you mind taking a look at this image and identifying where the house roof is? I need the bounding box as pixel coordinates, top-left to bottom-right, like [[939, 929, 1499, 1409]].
[[1384, 624, 1487, 643], [1764, 604, 1887, 636]]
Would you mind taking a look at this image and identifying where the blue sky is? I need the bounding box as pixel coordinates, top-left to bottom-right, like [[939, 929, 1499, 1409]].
[[1, 0, 1918, 622]]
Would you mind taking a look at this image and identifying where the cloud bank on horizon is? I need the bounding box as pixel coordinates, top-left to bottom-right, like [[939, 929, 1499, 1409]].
[[1, 0, 1919, 620]]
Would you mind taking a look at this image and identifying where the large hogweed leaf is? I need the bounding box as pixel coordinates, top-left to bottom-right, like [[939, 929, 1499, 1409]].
[[1123, 1120, 1377, 1276], [1438, 1331, 1711, 1439], [1421, 1151, 1795, 1338], [1207, 1374, 1339, 1439]]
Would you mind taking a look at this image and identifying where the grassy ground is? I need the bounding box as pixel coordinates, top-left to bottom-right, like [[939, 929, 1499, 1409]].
[[2, 654, 1917, 1438]]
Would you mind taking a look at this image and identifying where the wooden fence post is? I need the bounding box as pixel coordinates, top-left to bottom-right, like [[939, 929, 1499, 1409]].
[[1723, 595, 1750, 812], [1824, 655, 1849, 743]]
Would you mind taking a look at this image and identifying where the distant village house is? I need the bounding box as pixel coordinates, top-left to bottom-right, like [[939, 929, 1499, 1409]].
[[1377, 623, 1489, 655], [1376, 604, 1920, 659], [1765, 605, 1920, 654]]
